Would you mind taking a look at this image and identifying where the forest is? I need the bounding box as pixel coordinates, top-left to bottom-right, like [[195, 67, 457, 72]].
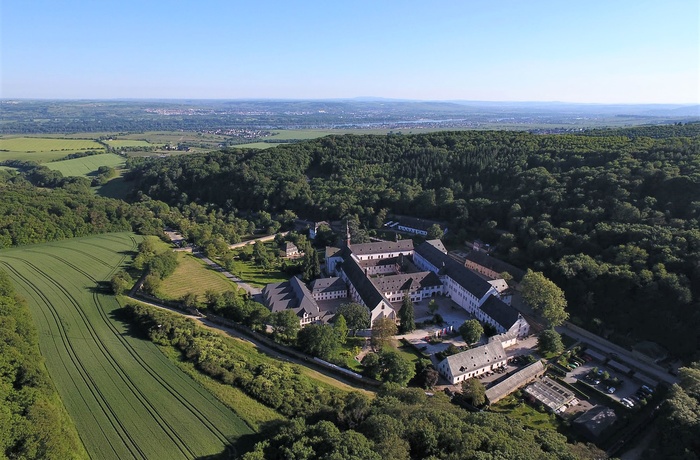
[[125, 124, 700, 359]]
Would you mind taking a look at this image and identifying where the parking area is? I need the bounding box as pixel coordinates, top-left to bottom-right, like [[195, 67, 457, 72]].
[[562, 355, 657, 410]]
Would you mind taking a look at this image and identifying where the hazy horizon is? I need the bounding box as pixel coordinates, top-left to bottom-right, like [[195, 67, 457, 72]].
[[2, 0, 698, 104]]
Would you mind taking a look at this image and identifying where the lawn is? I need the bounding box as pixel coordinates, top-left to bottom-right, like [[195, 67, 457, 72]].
[[95, 173, 134, 200], [46, 153, 125, 177], [489, 394, 561, 431], [226, 255, 290, 288], [394, 343, 425, 365], [158, 252, 240, 301], [0, 233, 253, 459], [0, 136, 105, 162]]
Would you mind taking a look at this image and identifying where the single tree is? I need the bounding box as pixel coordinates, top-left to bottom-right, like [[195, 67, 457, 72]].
[[272, 309, 300, 345], [110, 270, 133, 295], [181, 292, 198, 309], [297, 324, 340, 361], [537, 328, 564, 355], [461, 378, 486, 406], [361, 352, 381, 379], [336, 303, 370, 335], [253, 241, 271, 269], [426, 224, 443, 240], [398, 295, 415, 333], [428, 299, 439, 315], [521, 269, 569, 327], [459, 319, 484, 344], [371, 316, 398, 350], [301, 247, 321, 281], [418, 366, 439, 389], [379, 350, 415, 386], [362, 350, 415, 386], [244, 302, 271, 332], [334, 314, 349, 344]]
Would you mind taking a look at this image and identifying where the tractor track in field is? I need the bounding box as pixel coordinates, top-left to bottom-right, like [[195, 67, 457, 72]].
[[33, 246, 237, 450], [0, 260, 144, 460], [4, 234, 240, 458], [1, 255, 196, 459], [12, 255, 197, 459]]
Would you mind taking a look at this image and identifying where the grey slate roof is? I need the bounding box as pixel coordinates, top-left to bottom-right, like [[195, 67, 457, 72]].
[[262, 276, 320, 318], [480, 296, 521, 330], [425, 239, 447, 253], [325, 246, 342, 259], [465, 251, 525, 281], [372, 271, 442, 294], [485, 360, 545, 404], [349, 239, 414, 256], [573, 406, 617, 439], [442, 341, 506, 377], [309, 277, 347, 294], [340, 256, 387, 308], [415, 241, 493, 299]]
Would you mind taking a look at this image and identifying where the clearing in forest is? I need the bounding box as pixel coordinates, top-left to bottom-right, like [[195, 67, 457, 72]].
[[0, 233, 253, 460], [46, 153, 125, 177]]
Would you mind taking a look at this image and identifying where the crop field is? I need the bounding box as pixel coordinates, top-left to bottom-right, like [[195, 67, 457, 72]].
[[0, 233, 252, 460], [0, 137, 105, 162], [158, 252, 238, 300], [105, 139, 154, 148], [46, 153, 125, 177]]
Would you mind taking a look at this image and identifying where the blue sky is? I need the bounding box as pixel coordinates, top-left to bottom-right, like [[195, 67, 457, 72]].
[[1, 0, 698, 103]]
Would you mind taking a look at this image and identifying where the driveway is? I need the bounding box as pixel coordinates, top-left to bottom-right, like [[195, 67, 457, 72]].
[[196, 253, 262, 296]]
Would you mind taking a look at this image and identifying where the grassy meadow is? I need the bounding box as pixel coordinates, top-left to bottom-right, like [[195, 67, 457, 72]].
[[158, 252, 240, 300], [0, 233, 253, 459], [0, 136, 105, 162], [46, 153, 125, 177]]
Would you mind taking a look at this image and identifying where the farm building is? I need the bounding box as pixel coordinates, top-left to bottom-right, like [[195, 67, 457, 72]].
[[573, 406, 617, 440], [438, 341, 507, 384], [523, 376, 577, 413], [485, 360, 545, 404], [464, 251, 525, 284]]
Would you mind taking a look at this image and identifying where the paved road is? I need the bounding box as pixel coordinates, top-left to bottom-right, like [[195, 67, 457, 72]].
[[196, 254, 262, 297]]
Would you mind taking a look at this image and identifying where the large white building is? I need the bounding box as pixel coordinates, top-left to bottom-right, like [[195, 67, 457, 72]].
[[414, 240, 530, 338], [266, 238, 530, 335], [438, 341, 507, 384]]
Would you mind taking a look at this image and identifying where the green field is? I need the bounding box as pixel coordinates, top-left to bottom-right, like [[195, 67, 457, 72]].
[[227, 256, 289, 287], [46, 153, 125, 177], [0, 136, 105, 162], [0, 233, 252, 459], [105, 139, 154, 148], [158, 252, 239, 300]]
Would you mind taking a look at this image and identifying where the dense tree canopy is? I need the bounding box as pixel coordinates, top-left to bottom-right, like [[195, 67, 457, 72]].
[[521, 270, 569, 327], [125, 126, 700, 357], [244, 386, 605, 460], [336, 303, 371, 335]]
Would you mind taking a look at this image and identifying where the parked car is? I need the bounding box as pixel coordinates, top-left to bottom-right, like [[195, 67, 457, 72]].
[[607, 387, 616, 394]]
